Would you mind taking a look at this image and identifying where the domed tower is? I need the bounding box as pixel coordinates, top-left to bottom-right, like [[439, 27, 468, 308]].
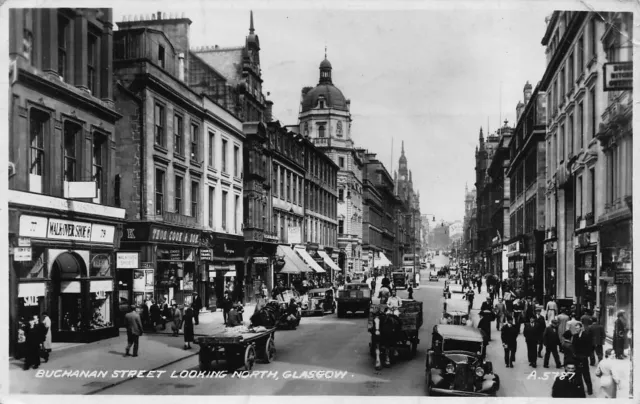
[[298, 50, 362, 275]]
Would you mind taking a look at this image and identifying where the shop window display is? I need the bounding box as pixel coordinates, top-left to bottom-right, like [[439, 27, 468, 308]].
[[59, 293, 83, 331], [605, 285, 617, 337], [90, 291, 112, 329], [90, 253, 112, 277]]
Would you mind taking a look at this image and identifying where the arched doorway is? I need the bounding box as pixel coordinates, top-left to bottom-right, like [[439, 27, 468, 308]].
[[50, 252, 87, 339]]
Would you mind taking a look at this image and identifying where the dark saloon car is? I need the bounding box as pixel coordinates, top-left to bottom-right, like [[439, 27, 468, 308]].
[[425, 325, 500, 396]]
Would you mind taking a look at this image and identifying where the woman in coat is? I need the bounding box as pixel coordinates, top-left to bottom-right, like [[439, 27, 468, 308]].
[[182, 306, 194, 349], [595, 348, 619, 398], [171, 304, 183, 337], [40, 313, 52, 363]]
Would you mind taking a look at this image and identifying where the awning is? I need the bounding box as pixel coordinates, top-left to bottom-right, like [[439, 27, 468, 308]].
[[277, 245, 312, 274], [374, 252, 392, 268], [318, 251, 342, 272], [294, 246, 326, 273]]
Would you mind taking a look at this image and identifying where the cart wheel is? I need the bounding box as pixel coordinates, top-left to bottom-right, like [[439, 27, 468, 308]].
[[244, 344, 256, 371], [264, 336, 276, 363]]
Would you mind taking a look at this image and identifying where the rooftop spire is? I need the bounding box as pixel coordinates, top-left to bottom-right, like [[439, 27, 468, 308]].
[[325, 45, 327, 60], [249, 10, 255, 34], [479, 126, 484, 140], [401, 140, 405, 155]]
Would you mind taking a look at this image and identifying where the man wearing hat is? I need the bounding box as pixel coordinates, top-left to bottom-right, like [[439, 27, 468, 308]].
[[534, 305, 547, 358], [192, 292, 203, 325], [572, 322, 594, 395], [543, 318, 562, 368]]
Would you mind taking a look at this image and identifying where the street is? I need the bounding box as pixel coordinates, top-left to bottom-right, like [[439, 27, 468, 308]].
[[11, 264, 623, 397]]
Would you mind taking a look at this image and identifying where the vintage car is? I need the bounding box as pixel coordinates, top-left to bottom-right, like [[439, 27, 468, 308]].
[[441, 299, 471, 325], [429, 271, 439, 282], [392, 272, 408, 289], [337, 283, 371, 317], [425, 325, 500, 396], [301, 288, 336, 316]]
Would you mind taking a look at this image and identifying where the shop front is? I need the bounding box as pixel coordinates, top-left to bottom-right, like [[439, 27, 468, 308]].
[[599, 218, 632, 340], [10, 213, 122, 344], [120, 223, 202, 312], [201, 233, 244, 307], [506, 240, 525, 294], [491, 240, 503, 278], [574, 230, 598, 317]]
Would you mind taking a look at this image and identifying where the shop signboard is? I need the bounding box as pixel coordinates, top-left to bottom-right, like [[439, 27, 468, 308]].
[[117, 252, 139, 269], [614, 271, 632, 284], [200, 249, 213, 261], [603, 62, 632, 91], [287, 227, 301, 244], [253, 256, 268, 264], [506, 242, 521, 256], [14, 247, 32, 261], [122, 223, 201, 246], [18, 237, 31, 247], [170, 249, 183, 261]]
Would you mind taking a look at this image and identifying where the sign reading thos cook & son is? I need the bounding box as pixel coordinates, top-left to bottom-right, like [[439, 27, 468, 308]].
[[122, 224, 201, 246]]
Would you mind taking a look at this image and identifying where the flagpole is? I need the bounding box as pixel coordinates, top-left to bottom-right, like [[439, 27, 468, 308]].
[[391, 138, 394, 173]]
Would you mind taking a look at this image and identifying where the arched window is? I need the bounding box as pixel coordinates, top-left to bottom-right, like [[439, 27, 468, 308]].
[[318, 125, 325, 138]]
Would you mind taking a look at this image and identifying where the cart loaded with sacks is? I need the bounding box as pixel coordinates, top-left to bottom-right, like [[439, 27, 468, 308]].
[[196, 326, 276, 371], [368, 299, 423, 358]]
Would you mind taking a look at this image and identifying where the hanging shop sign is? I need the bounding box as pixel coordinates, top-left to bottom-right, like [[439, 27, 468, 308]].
[[19, 215, 115, 243], [117, 252, 139, 269], [603, 62, 633, 91], [14, 247, 32, 261], [18, 237, 31, 247], [506, 242, 521, 257], [253, 256, 269, 264], [200, 249, 213, 261], [287, 227, 302, 245]]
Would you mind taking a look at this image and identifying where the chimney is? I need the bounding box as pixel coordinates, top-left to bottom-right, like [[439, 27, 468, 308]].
[[178, 53, 185, 81], [523, 81, 533, 106]]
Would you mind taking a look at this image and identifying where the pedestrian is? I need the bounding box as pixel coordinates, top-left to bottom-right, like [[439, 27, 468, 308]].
[[141, 299, 150, 329], [149, 300, 160, 331], [590, 316, 605, 364], [543, 319, 562, 368], [465, 288, 475, 314], [183, 305, 194, 350], [561, 330, 576, 366], [545, 296, 558, 321], [40, 312, 52, 363], [407, 284, 413, 300], [567, 312, 579, 335], [557, 308, 570, 349], [477, 311, 492, 345], [534, 306, 546, 358], [494, 298, 506, 331], [501, 316, 518, 368], [480, 297, 492, 314], [192, 292, 203, 325], [571, 322, 594, 395], [124, 305, 143, 357], [523, 317, 539, 368], [222, 291, 233, 325], [226, 304, 243, 327], [613, 310, 628, 359], [171, 304, 182, 337], [551, 362, 586, 398], [23, 315, 43, 370], [512, 298, 524, 334], [595, 348, 619, 398], [477, 277, 482, 294], [524, 297, 534, 323], [580, 309, 593, 328]]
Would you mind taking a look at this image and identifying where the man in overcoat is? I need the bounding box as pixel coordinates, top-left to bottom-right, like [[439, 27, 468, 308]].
[[124, 306, 143, 357]]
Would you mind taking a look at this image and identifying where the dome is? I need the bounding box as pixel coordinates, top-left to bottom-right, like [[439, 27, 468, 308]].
[[301, 84, 348, 112], [320, 58, 332, 69]]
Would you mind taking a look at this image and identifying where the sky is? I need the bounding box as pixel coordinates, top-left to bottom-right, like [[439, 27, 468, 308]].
[[107, 0, 566, 223]]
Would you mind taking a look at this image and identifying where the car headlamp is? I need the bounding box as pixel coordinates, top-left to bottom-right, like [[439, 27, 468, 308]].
[[445, 363, 455, 374], [475, 367, 485, 377]]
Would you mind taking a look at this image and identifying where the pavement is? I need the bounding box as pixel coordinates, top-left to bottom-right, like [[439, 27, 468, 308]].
[[9, 306, 253, 395], [465, 285, 632, 398]]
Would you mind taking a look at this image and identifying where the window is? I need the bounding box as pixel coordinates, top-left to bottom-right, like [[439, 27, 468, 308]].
[[298, 177, 302, 205], [338, 219, 344, 235], [560, 67, 565, 97], [173, 115, 183, 155], [577, 176, 583, 217], [234, 145, 239, 177], [190, 124, 199, 161], [590, 168, 595, 215], [568, 113, 574, 156], [222, 190, 228, 230], [559, 124, 565, 163], [292, 174, 297, 204], [280, 168, 285, 199], [577, 35, 584, 77], [208, 186, 214, 228], [154, 104, 165, 147], [63, 122, 80, 182], [590, 18, 597, 60], [222, 139, 228, 172], [272, 164, 278, 191], [191, 181, 198, 219], [208, 131, 215, 167], [235, 195, 240, 233], [339, 157, 345, 169], [158, 45, 165, 68], [318, 125, 325, 138], [568, 52, 574, 88], [286, 172, 291, 201], [338, 188, 344, 201], [87, 33, 98, 94], [29, 110, 47, 194], [589, 88, 596, 141], [155, 169, 165, 215], [92, 134, 106, 204], [57, 15, 68, 80], [578, 102, 584, 149], [174, 176, 183, 214]]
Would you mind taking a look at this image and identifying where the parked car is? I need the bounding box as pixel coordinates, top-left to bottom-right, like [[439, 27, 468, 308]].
[[429, 271, 439, 282], [425, 325, 500, 396]]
